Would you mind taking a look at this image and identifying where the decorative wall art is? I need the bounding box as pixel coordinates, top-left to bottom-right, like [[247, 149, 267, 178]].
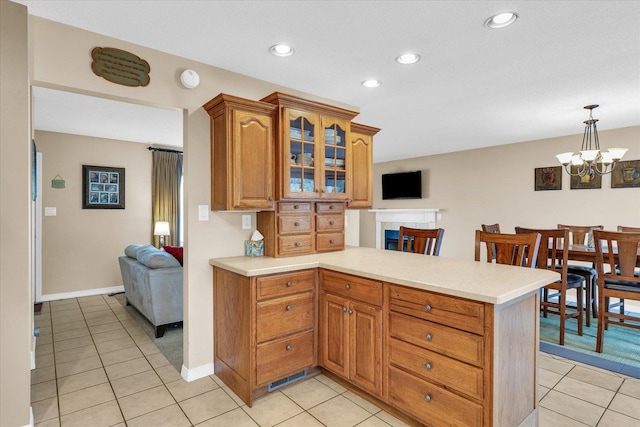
[[91, 47, 150, 87], [570, 165, 602, 190], [534, 166, 562, 191], [611, 160, 640, 188], [82, 165, 125, 209]]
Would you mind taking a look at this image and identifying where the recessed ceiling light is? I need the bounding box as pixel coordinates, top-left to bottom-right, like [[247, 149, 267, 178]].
[[484, 12, 518, 29], [269, 44, 294, 57], [396, 53, 421, 65], [361, 79, 381, 88]]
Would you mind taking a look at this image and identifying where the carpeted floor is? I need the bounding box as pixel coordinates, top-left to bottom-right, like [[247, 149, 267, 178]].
[[539, 312, 640, 377], [110, 293, 183, 371]]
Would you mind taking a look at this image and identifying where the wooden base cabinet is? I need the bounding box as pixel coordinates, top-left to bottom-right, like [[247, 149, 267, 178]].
[[319, 269, 383, 398], [213, 267, 317, 407]]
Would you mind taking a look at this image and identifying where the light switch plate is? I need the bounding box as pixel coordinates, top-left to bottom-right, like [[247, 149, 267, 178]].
[[198, 205, 209, 221], [44, 207, 56, 216], [242, 215, 251, 230]]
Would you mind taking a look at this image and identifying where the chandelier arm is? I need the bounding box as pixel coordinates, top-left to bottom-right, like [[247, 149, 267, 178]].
[[563, 163, 585, 177]]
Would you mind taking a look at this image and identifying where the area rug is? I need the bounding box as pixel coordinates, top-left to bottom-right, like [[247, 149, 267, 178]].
[[539, 314, 640, 378], [110, 293, 183, 371]]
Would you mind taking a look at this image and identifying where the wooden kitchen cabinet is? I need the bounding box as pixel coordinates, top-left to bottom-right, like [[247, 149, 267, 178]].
[[213, 268, 317, 407], [204, 94, 277, 210], [319, 269, 383, 397], [348, 123, 380, 209]]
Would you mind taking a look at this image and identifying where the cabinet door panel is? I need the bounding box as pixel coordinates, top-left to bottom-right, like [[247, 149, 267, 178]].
[[319, 293, 349, 377], [350, 301, 382, 397]]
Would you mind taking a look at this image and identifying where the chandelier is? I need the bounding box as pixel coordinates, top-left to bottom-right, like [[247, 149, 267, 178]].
[[556, 105, 627, 177]]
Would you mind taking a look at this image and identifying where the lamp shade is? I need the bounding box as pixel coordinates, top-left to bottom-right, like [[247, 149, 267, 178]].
[[153, 221, 170, 236]]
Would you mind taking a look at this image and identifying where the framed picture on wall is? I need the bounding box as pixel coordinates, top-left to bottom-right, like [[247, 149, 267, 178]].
[[534, 166, 562, 191], [611, 160, 640, 188], [570, 166, 602, 190], [82, 165, 125, 209]]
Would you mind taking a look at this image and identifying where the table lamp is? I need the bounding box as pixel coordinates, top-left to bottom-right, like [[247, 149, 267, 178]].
[[153, 221, 170, 247]]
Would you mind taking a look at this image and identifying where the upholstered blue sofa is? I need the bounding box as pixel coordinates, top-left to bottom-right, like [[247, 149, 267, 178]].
[[118, 244, 183, 337]]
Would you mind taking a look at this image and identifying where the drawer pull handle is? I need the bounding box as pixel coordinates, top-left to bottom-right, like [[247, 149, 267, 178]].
[[424, 362, 432, 370], [295, 242, 301, 247], [345, 284, 350, 290], [348, 309, 353, 315], [342, 307, 347, 312], [330, 239, 335, 244], [286, 344, 292, 351], [294, 205, 299, 209], [294, 221, 300, 227], [425, 304, 432, 312], [425, 333, 432, 341], [424, 394, 431, 402], [286, 281, 293, 287], [286, 305, 292, 311], [329, 220, 335, 225], [330, 205, 335, 210]]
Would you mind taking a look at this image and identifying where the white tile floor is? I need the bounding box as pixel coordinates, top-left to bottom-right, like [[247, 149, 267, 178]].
[[32, 295, 640, 426]]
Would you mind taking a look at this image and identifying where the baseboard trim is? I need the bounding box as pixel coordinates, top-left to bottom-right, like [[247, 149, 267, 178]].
[[181, 363, 214, 382], [39, 286, 125, 302]]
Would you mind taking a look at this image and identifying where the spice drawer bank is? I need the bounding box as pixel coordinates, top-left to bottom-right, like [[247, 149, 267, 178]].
[[210, 247, 558, 427]]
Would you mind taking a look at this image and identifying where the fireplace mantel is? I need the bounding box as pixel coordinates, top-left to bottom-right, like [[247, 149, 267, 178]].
[[368, 208, 440, 249]]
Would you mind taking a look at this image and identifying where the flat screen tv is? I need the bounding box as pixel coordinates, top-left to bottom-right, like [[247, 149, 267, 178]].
[[382, 170, 422, 200]]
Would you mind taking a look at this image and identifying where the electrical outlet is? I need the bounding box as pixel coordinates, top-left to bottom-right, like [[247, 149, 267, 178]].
[[242, 215, 251, 230]]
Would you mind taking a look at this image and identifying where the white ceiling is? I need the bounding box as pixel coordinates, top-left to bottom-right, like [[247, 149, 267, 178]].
[[18, 0, 640, 163]]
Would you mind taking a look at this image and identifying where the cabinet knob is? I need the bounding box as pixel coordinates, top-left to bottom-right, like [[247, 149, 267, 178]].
[[345, 284, 350, 290], [329, 205, 335, 210], [348, 309, 353, 315], [329, 220, 335, 225], [330, 239, 335, 244], [286, 344, 292, 351], [286, 305, 292, 311], [342, 307, 347, 312], [295, 242, 301, 247], [424, 362, 432, 370], [286, 281, 293, 287], [268, 196, 274, 201], [425, 304, 432, 312], [425, 333, 432, 341], [294, 221, 300, 227], [424, 394, 432, 402], [294, 204, 299, 209]]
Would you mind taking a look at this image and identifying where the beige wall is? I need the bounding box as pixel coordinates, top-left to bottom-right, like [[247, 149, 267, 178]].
[[361, 126, 640, 260], [36, 131, 153, 296], [0, 1, 32, 426]]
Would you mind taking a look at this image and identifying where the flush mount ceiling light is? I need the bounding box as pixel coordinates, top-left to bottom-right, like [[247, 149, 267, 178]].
[[180, 69, 200, 89], [556, 104, 627, 177], [484, 12, 518, 29], [269, 44, 294, 57], [396, 52, 421, 65], [361, 79, 381, 88]]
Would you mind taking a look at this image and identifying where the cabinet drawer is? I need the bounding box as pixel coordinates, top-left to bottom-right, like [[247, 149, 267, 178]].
[[256, 330, 314, 386], [388, 366, 482, 427], [278, 202, 313, 213], [316, 233, 344, 252], [279, 215, 313, 234], [389, 337, 483, 401], [389, 284, 485, 335], [389, 312, 483, 367], [256, 292, 314, 342], [256, 269, 315, 301], [316, 202, 345, 214], [320, 269, 382, 306], [316, 214, 344, 232], [278, 234, 314, 256]]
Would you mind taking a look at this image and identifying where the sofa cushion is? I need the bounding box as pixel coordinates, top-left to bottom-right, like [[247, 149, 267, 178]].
[[124, 244, 144, 259], [163, 245, 184, 265], [136, 245, 181, 269]]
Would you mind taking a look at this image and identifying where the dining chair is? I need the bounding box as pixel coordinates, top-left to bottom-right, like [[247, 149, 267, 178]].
[[558, 224, 603, 326], [481, 224, 501, 261], [593, 229, 640, 353], [618, 226, 640, 232], [474, 230, 540, 268], [397, 226, 444, 255], [517, 227, 584, 345]]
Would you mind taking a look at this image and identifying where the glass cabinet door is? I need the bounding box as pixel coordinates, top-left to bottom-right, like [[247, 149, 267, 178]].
[[321, 118, 350, 200], [285, 110, 319, 198]]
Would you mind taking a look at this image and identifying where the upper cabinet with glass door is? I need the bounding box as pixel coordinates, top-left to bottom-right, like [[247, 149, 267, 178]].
[[261, 92, 358, 201]]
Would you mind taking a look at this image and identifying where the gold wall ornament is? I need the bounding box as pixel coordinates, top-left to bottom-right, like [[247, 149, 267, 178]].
[[91, 47, 150, 87]]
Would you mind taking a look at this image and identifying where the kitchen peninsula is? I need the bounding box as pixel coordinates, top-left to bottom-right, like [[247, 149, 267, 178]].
[[210, 246, 559, 427]]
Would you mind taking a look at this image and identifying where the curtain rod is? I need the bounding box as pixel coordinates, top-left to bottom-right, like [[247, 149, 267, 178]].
[[148, 147, 183, 154]]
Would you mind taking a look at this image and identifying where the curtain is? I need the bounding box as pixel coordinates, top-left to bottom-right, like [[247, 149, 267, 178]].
[[152, 150, 183, 247]]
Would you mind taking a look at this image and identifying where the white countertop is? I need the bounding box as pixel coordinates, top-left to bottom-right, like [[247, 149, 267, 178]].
[[209, 246, 559, 305]]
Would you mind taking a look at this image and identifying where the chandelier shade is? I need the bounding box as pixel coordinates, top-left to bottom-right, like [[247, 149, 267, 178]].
[[556, 105, 627, 177]]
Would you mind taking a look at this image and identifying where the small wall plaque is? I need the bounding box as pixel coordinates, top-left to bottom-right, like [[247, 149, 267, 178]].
[[91, 47, 150, 87], [534, 166, 562, 191]]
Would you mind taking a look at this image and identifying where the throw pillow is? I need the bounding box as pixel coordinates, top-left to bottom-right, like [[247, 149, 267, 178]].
[[136, 246, 181, 269], [163, 245, 184, 266], [124, 244, 143, 259]]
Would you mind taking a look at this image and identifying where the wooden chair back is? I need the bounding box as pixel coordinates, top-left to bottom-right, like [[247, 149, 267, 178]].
[[397, 227, 444, 256], [481, 223, 501, 233], [516, 227, 569, 275], [557, 224, 603, 245], [474, 230, 540, 268], [618, 225, 640, 232]]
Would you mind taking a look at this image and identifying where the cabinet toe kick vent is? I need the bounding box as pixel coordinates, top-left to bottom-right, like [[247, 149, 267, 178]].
[[268, 370, 307, 392]]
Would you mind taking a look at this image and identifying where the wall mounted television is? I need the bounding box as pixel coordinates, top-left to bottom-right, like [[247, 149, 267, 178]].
[[382, 170, 422, 200]]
